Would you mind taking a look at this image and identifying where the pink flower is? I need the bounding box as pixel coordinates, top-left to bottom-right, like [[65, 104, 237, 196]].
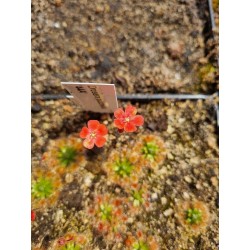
[[114, 105, 144, 132], [80, 120, 108, 149]]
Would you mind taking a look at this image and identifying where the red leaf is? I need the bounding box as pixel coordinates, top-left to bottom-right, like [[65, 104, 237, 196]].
[[31, 210, 36, 221]]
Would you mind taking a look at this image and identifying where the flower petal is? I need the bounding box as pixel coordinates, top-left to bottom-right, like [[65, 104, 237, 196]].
[[124, 122, 137, 132], [114, 119, 124, 129], [80, 127, 89, 138], [114, 108, 125, 119], [97, 124, 108, 136], [125, 105, 137, 116], [95, 136, 106, 148], [131, 115, 144, 126], [88, 120, 100, 131], [83, 138, 95, 149]]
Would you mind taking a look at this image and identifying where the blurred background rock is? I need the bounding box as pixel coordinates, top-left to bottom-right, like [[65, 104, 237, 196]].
[[32, 0, 218, 96]]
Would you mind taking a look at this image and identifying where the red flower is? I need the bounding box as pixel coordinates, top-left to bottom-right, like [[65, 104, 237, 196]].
[[80, 120, 108, 149], [31, 210, 36, 221], [114, 105, 144, 132]]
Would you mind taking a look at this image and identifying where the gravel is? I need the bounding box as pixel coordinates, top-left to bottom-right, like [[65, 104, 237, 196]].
[[32, 0, 218, 96]]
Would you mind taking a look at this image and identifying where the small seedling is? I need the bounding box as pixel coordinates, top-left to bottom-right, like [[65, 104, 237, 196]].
[[185, 208, 202, 225], [131, 190, 144, 206], [141, 142, 159, 161], [32, 177, 53, 199], [132, 241, 150, 250], [100, 204, 112, 221], [61, 242, 81, 250], [58, 146, 77, 166], [113, 159, 134, 177]]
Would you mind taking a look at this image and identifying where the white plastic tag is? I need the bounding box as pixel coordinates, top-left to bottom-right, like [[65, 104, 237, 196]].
[[61, 82, 118, 113]]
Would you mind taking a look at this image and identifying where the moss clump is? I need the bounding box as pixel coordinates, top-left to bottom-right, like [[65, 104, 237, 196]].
[[58, 146, 77, 166], [185, 208, 202, 225], [32, 177, 53, 199], [141, 142, 159, 161], [132, 241, 150, 250], [113, 159, 134, 177], [198, 63, 216, 83], [100, 204, 112, 221], [132, 190, 144, 206], [61, 242, 81, 250]]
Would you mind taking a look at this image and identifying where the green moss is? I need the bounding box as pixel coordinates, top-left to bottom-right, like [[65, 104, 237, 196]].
[[58, 146, 77, 166], [185, 208, 202, 225], [100, 204, 112, 221], [61, 242, 81, 250], [32, 177, 53, 199], [132, 241, 150, 250], [132, 190, 144, 206], [113, 159, 133, 177], [198, 63, 216, 83], [142, 142, 159, 161]]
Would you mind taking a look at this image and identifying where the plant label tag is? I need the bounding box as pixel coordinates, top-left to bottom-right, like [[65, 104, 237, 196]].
[[61, 82, 118, 113]]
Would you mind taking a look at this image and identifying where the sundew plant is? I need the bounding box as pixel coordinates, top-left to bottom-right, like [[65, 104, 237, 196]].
[[132, 241, 150, 250], [141, 141, 159, 161], [32, 177, 53, 199], [58, 146, 77, 167], [113, 158, 134, 177], [61, 242, 81, 250], [185, 208, 202, 225], [99, 203, 112, 221], [131, 189, 144, 206], [176, 200, 210, 234]]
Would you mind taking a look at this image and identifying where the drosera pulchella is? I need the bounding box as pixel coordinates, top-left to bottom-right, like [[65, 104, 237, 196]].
[[31, 167, 62, 209], [131, 134, 167, 169], [102, 146, 144, 191], [49, 231, 92, 250], [128, 182, 150, 215], [42, 134, 87, 176], [176, 200, 210, 235], [88, 192, 130, 244], [125, 230, 160, 250]]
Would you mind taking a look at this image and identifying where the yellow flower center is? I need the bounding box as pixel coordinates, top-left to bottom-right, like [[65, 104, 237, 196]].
[[125, 117, 130, 122], [90, 132, 96, 138]]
